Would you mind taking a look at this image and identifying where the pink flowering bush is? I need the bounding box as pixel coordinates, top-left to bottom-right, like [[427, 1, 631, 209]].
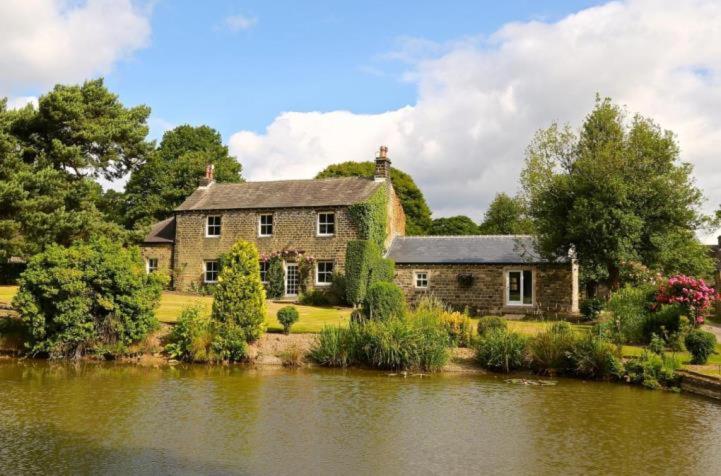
[[655, 275, 719, 325]]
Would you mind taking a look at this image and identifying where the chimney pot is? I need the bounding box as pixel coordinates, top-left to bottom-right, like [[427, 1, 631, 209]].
[[200, 163, 215, 187], [374, 145, 391, 181]]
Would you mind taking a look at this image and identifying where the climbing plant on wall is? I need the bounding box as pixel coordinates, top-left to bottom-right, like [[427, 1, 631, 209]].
[[348, 186, 388, 250], [261, 248, 317, 299]]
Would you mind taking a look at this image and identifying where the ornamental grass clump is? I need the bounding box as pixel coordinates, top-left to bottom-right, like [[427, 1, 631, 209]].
[[477, 316, 507, 336], [526, 321, 577, 375], [310, 326, 355, 367], [566, 334, 623, 380], [474, 328, 527, 373]]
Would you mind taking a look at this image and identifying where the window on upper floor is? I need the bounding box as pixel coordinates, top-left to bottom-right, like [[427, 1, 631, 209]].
[[204, 260, 219, 283], [259, 214, 273, 237], [316, 261, 334, 285], [317, 212, 335, 236], [146, 258, 158, 274], [259, 260, 269, 283], [206, 215, 221, 237]]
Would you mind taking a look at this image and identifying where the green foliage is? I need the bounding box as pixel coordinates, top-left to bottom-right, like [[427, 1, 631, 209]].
[[211, 241, 266, 342], [345, 240, 392, 306], [526, 322, 577, 375], [648, 333, 665, 355], [521, 96, 709, 289], [579, 297, 604, 321], [474, 328, 527, 373], [12, 239, 165, 358], [429, 216, 480, 235], [566, 334, 623, 380], [328, 273, 349, 306], [211, 322, 248, 362], [624, 351, 680, 389], [348, 186, 389, 249], [606, 285, 654, 344], [642, 304, 686, 344], [477, 316, 507, 336], [478, 193, 534, 235], [310, 326, 355, 367], [299, 289, 333, 306], [413, 296, 472, 347], [277, 306, 300, 334], [316, 161, 432, 235], [265, 257, 284, 299], [363, 282, 406, 321], [165, 307, 246, 362], [685, 329, 716, 364]]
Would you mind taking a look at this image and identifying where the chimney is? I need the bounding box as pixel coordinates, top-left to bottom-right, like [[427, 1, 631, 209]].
[[374, 145, 391, 181], [199, 163, 215, 187]]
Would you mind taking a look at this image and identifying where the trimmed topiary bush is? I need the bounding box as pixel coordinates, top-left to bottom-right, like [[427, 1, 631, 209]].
[[363, 281, 406, 321], [474, 328, 526, 373], [345, 240, 381, 305], [277, 306, 300, 334], [685, 329, 716, 364], [212, 241, 266, 342], [12, 239, 166, 358], [477, 316, 507, 336], [265, 256, 284, 299]]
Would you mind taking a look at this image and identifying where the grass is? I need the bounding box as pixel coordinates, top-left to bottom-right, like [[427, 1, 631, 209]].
[[0, 286, 16, 305]]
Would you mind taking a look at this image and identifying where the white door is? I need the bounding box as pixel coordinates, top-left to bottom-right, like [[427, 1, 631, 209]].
[[286, 263, 299, 296]]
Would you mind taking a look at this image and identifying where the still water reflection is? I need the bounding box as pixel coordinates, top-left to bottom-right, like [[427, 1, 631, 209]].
[[1, 361, 720, 475]]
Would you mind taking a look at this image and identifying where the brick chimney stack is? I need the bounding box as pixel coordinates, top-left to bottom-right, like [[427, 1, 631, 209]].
[[374, 145, 391, 181], [199, 163, 215, 187]]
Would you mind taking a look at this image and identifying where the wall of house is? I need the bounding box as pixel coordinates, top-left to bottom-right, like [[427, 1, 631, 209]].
[[172, 207, 361, 292], [393, 262, 579, 316], [140, 243, 174, 278], [386, 184, 406, 249]]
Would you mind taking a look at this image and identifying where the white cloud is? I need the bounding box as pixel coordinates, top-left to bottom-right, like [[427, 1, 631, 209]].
[[0, 0, 151, 96], [6, 96, 38, 110], [229, 0, 721, 241], [224, 14, 257, 32]]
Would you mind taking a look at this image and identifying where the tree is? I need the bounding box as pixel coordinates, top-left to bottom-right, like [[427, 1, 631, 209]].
[[316, 161, 432, 235], [429, 216, 480, 235], [521, 96, 710, 290], [12, 239, 165, 358], [478, 193, 534, 235], [211, 241, 266, 341], [122, 125, 243, 228]]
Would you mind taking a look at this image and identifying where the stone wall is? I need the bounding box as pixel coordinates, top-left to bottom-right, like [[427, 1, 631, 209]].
[[386, 184, 406, 248], [393, 262, 579, 316], [139, 243, 173, 279]]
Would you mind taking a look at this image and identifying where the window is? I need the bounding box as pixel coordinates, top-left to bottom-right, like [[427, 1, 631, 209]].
[[259, 214, 273, 236], [259, 260, 269, 283], [317, 212, 335, 236], [507, 270, 533, 305], [415, 271, 429, 289], [204, 260, 219, 283], [206, 216, 221, 237], [146, 258, 158, 274], [316, 261, 334, 285]]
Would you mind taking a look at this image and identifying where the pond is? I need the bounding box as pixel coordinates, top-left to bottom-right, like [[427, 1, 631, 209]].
[[1, 362, 720, 475]]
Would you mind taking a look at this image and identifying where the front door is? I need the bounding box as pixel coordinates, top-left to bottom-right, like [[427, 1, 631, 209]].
[[285, 263, 299, 296]]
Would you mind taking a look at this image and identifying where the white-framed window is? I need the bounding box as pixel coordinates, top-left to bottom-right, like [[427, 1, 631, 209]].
[[316, 261, 334, 285], [204, 260, 219, 283], [414, 271, 429, 289], [259, 214, 273, 237], [317, 212, 335, 236], [206, 215, 221, 237], [146, 258, 158, 274], [507, 269, 533, 306], [259, 260, 269, 283]]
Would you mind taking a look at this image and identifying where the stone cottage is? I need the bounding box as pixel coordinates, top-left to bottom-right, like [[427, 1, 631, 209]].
[[141, 147, 405, 294], [387, 235, 579, 315]]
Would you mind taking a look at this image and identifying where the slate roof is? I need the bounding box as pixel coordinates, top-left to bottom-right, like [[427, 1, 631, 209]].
[[143, 217, 176, 244], [175, 177, 383, 212], [386, 235, 569, 265]]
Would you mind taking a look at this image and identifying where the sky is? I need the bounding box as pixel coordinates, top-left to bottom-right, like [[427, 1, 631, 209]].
[[2, 0, 721, 241]]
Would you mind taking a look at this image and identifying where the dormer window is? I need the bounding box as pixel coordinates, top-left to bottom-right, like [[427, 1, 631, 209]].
[[317, 212, 335, 236], [259, 214, 273, 237], [206, 215, 221, 237]]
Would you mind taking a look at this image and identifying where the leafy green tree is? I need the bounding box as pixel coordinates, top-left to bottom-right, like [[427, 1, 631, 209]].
[[123, 125, 243, 228], [521, 96, 710, 289], [316, 161, 432, 235], [212, 241, 266, 341], [12, 239, 166, 358], [429, 216, 480, 235], [478, 193, 534, 235]]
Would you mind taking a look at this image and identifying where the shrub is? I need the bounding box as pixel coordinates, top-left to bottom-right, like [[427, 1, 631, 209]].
[[363, 282, 406, 321], [526, 321, 577, 375], [579, 298, 604, 321], [477, 316, 507, 336], [685, 329, 716, 364], [299, 289, 332, 306], [277, 306, 300, 334], [370, 257, 395, 284], [345, 240, 381, 305], [624, 351, 680, 389], [656, 274, 719, 325], [566, 335, 622, 380], [474, 328, 527, 373], [212, 241, 266, 342], [648, 333, 665, 355], [12, 239, 165, 358], [328, 272, 349, 306], [265, 256, 284, 299], [211, 322, 248, 362], [642, 304, 684, 343], [165, 306, 212, 362], [311, 326, 354, 367], [606, 285, 654, 344], [441, 311, 473, 348]]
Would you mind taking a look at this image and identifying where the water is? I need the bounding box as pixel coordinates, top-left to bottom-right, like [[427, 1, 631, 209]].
[[1, 361, 720, 475]]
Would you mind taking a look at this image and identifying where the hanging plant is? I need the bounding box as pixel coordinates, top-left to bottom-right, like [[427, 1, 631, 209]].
[[457, 273, 474, 288]]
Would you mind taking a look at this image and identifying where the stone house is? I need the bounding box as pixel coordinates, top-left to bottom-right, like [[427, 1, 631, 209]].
[[141, 147, 406, 295], [387, 235, 579, 316]]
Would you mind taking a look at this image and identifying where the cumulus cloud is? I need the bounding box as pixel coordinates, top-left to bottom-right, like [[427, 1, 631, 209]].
[[0, 0, 151, 96], [229, 0, 721, 233], [224, 14, 257, 32]]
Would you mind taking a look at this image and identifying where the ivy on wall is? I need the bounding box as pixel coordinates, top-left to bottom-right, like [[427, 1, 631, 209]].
[[348, 186, 388, 250], [345, 239, 395, 306]]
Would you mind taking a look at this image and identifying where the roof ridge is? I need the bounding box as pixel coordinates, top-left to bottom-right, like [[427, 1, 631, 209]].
[[213, 176, 374, 186], [397, 234, 535, 239]]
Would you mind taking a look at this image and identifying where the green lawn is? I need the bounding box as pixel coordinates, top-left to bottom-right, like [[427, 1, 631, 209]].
[[0, 286, 16, 305]]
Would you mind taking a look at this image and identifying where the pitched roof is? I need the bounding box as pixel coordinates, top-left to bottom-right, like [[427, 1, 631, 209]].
[[386, 235, 569, 264], [175, 177, 383, 212], [143, 217, 176, 244]]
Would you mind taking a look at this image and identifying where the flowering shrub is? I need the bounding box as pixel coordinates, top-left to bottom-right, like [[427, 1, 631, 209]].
[[655, 275, 718, 325]]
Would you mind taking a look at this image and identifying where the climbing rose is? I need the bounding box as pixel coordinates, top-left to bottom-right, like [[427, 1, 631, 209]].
[[656, 275, 719, 325]]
